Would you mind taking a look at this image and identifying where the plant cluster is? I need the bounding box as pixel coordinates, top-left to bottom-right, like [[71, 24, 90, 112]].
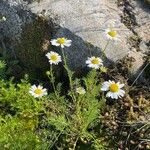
[[0, 22, 149, 150]]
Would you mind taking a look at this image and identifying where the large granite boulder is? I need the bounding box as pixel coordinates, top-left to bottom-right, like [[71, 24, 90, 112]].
[[0, 0, 51, 79], [29, 0, 132, 63], [0, 0, 33, 44], [0, 0, 149, 79], [118, 0, 150, 76]]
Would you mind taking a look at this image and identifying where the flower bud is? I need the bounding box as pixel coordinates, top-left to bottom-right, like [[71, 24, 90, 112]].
[[46, 71, 51, 76]]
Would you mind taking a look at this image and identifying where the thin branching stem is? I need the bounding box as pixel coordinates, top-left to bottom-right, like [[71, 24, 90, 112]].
[[48, 129, 64, 149], [61, 48, 76, 101], [50, 64, 59, 99], [101, 40, 110, 59], [72, 136, 79, 150]]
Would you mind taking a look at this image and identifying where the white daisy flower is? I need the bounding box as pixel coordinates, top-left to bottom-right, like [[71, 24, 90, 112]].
[[29, 85, 47, 98], [101, 80, 125, 99], [50, 37, 72, 48], [86, 56, 103, 69], [46, 51, 62, 65], [0, 16, 7, 22], [104, 28, 120, 41], [76, 87, 86, 95]]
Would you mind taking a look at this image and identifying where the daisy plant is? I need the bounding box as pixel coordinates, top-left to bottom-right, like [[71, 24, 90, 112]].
[[50, 37, 76, 101], [102, 25, 120, 58], [29, 85, 47, 98], [101, 80, 125, 99], [46, 51, 62, 99]]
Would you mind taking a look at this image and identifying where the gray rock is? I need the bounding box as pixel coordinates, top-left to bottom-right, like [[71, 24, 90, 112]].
[[0, 0, 33, 44], [132, 0, 150, 43], [145, 0, 150, 4], [0, 0, 149, 78], [28, 0, 132, 69], [118, 0, 150, 77]]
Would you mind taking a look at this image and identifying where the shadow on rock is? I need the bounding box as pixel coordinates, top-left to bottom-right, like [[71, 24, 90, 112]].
[[137, 0, 150, 12], [0, 0, 111, 82]]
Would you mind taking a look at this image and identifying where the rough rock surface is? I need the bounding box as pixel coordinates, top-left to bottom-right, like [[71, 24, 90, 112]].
[[132, 0, 150, 44], [0, 0, 49, 79], [0, 0, 33, 44], [28, 0, 133, 69], [118, 0, 150, 75], [132, 0, 150, 75], [0, 0, 149, 77]]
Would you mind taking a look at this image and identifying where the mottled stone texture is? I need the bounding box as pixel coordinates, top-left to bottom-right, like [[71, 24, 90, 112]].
[[0, 0, 149, 78], [29, 0, 132, 65], [0, 0, 51, 79], [132, 0, 150, 43], [119, 0, 150, 75], [0, 0, 33, 44]]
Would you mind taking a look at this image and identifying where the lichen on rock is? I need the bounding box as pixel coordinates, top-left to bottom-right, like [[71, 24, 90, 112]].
[[0, 0, 33, 43]]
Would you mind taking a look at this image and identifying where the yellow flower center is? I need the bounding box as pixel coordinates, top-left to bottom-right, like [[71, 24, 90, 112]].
[[109, 84, 119, 92], [108, 30, 117, 37], [91, 58, 100, 65], [34, 89, 42, 95], [50, 55, 58, 61], [57, 38, 65, 44]]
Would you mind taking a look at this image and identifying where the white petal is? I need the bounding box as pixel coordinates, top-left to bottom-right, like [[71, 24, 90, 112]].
[[30, 85, 37, 91], [38, 85, 43, 89], [119, 84, 125, 88], [106, 91, 112, 98], [46, 53, 50, 58], [101, 82, 110, 91], [51, 40, 60, 46], [64, 40, 72, 47], [29, 91, 34, 95], [111, 93, 117, 99], [61, 44, 65, 48], [94, 65, 100, 69], [118, 89, 125, 97], [66, 40, 72, 43], [85, 60, 91, 64], [64, 43, 71, 47], [113, 93, 119, 99], [101, 86, 109, 91]]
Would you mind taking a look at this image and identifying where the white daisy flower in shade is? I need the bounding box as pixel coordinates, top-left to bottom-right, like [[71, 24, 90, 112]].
[[86, 56, 103, 69], [76, 87, 86, 95], [104, 28, 120, 41], [29, 85, 47, 98], [50, 37, 72, 48], [0, 16, 7, 22], [46, 51, 62, 65], [101, 80, 125, 99]]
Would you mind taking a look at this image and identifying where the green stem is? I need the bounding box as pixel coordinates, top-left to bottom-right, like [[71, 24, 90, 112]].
[[72, 136, 79, 150], [76, 96, 82, 119], [61, 48, 76, 101], [50, 65, 59, 99], [101, 40, 110, 59], [48, 129, 64, 149]]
